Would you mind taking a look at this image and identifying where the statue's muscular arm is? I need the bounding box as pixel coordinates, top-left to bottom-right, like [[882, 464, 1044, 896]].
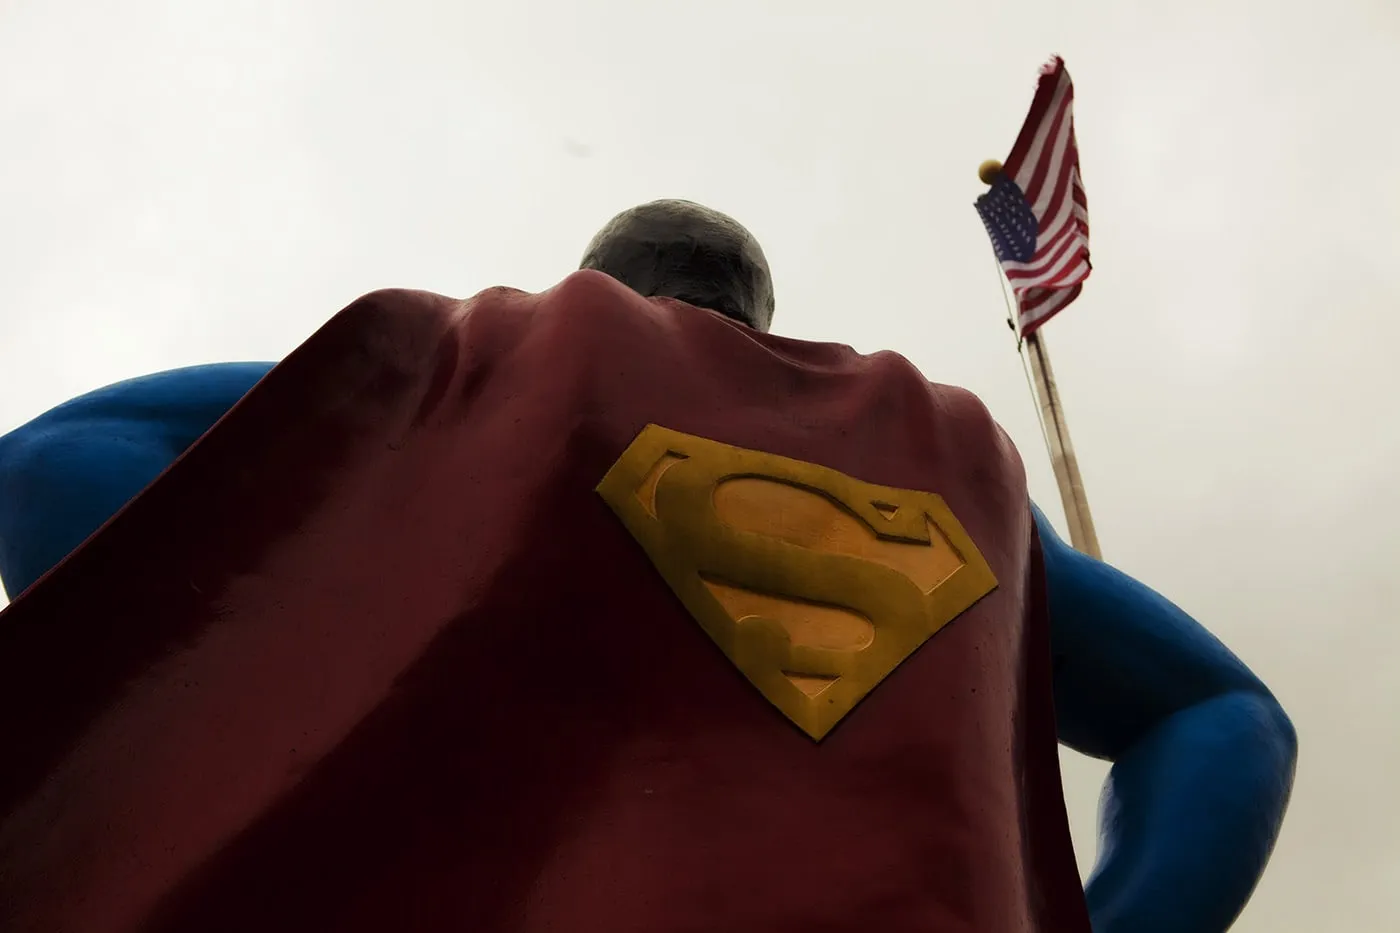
[[0, 363, 275, 597], [1036, 504, 1296, 933], [0, 368, 1297, 933]]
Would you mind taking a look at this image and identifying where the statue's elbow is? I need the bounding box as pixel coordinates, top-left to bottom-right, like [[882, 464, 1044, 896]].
[[1263, 692, 1298, 782], [1236, 688, 1297, 797]]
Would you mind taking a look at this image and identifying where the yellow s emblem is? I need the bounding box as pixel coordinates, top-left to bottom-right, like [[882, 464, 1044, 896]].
[[597, 425, 998, 741]]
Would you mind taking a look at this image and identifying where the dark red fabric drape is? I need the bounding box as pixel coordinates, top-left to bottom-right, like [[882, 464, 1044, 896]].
[[0, 271, 1089, 933]]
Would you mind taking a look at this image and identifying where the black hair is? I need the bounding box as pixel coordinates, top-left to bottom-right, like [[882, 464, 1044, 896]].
[[579, 199, 775, 332]]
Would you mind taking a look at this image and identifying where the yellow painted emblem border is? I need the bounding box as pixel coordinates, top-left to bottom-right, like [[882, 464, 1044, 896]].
[[597, 425, 998, 740]]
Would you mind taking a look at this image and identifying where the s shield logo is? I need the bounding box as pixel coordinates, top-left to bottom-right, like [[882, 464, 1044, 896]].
[[597, 425, 998, 741]]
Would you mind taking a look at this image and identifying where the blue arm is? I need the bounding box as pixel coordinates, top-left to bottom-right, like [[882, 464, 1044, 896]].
[[0, 363, 275, 597], [1038, 505, 1297, 933]]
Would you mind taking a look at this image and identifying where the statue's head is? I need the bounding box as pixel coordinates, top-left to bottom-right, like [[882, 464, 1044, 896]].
[[580, 199, 775, 333]]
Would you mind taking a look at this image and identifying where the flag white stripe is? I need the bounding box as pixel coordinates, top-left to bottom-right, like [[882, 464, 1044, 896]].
[[1012, 241, 1087, 290], [1012, 73, 1071, 193], [1031, 102, 1075, 217], [1019, 286, 1078, 330]]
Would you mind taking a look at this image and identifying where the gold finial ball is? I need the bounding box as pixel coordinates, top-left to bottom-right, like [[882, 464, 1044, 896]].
[[978, 159, 1004, 185]]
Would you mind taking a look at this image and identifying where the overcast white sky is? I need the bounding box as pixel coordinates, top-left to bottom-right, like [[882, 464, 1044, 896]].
[[2, 0, 1398, 928]]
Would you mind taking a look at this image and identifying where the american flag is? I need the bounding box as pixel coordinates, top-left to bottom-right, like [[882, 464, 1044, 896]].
[[975, 56, 1091, 338]]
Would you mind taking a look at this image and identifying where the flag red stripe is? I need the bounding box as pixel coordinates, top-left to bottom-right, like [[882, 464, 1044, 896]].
[[1031, 122, 1078, 227], [1021, 91, 1072, 206], [1005, 224, 1078, 279], [1003, 58, 1067, 178], [1006, 230, 1081, 285]]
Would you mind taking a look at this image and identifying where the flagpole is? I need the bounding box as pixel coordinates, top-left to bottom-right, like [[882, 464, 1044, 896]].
[[1022, 329, 1101, 559], [978, 157, 1102, 560]]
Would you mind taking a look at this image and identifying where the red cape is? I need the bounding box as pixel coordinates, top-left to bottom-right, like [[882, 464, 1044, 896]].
[[0, 272, 1090, 933]]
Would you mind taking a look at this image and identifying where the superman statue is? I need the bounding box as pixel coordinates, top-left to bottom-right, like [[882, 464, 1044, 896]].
[[0, 200, 1295, 933]]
